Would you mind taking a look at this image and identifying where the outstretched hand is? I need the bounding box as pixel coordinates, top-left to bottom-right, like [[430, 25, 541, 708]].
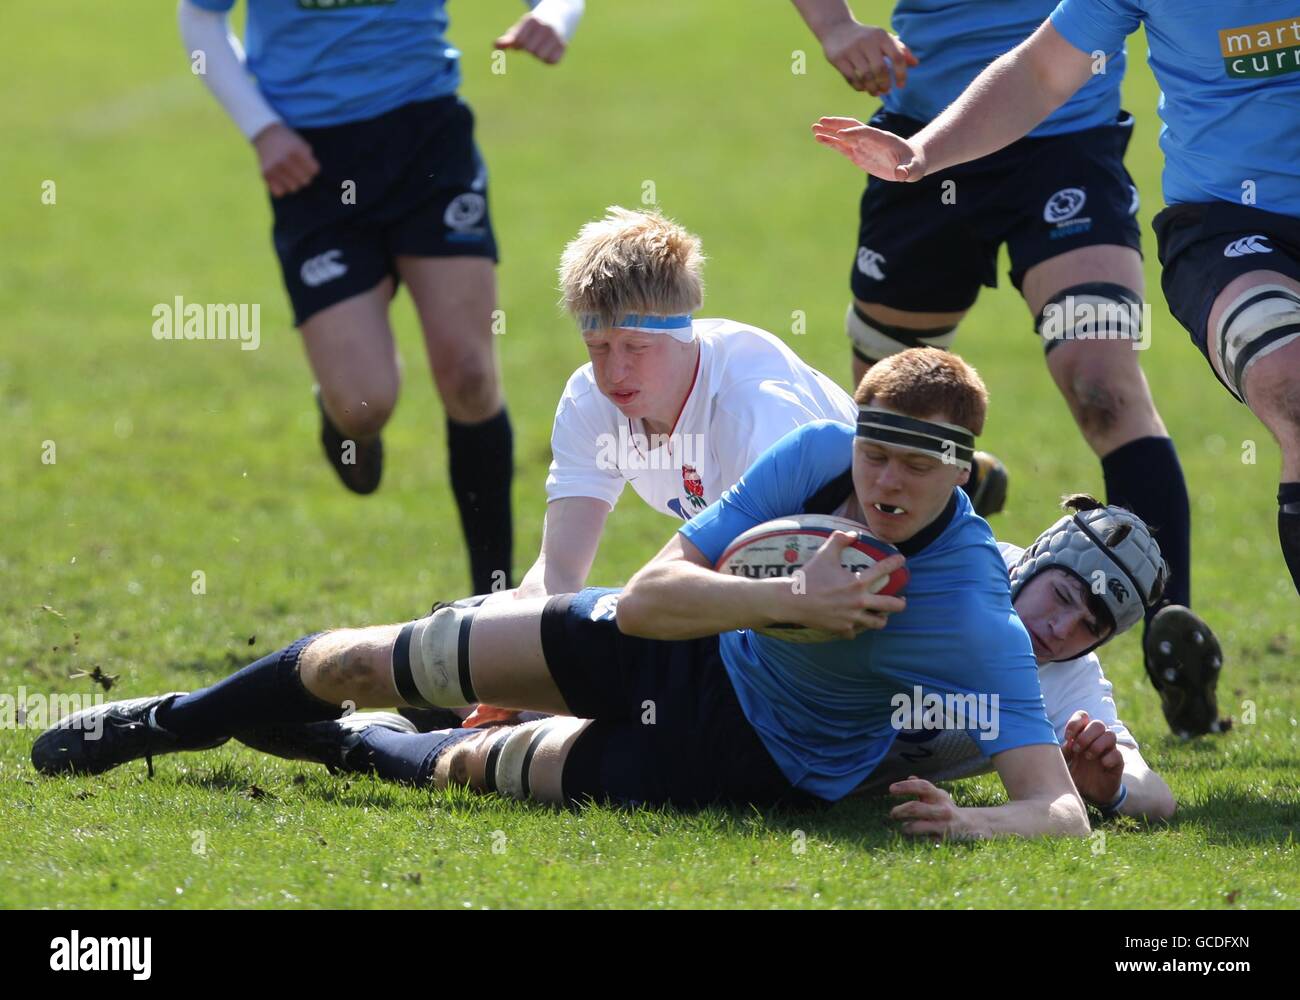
[[811, 117, 927, 182]]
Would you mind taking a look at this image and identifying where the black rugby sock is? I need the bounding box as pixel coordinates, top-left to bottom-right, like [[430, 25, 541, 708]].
[[344, 727, 476, 784], [448, 408, 514, 595], [154, 634, 341, 743], [1101, 436, 1191, 625], [1278, 482, 1300, 596]]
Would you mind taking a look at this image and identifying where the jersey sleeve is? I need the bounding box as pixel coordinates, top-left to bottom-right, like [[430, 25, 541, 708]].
[[1041, 653, 1138, 748], [187, 0, 236, 12], [680, 421, 853, 564], [1049, 0, 1143, 57], [544, 375, 626, 510], [963, 603, 1060, 757]]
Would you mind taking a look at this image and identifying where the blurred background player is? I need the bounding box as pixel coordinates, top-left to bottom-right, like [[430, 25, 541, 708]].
[[34, 350, 1105, 840], [800, 0, 1222, 736], [177, 0, 585, 594]]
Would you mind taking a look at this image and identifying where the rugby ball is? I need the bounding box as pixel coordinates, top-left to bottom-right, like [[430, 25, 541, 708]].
[[714, 514, 909, 643]]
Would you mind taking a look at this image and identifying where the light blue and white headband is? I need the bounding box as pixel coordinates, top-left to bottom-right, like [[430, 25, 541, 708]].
[[578, 313, 695, 343]]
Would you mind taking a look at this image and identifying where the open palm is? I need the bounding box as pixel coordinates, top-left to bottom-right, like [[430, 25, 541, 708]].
[[811, 116, 926, 182]]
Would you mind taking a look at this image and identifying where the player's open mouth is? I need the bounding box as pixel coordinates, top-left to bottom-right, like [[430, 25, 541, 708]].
[[873, 502, 907, 516], [611, 390, 639, 405]]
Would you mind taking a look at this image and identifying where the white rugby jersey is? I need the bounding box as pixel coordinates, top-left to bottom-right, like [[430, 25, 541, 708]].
[[855, 542, 1138, 794], [545, 318, 857, 521]]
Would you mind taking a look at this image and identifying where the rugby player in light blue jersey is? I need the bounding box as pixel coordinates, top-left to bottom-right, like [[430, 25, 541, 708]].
[[176, 0, 584, 594], [806, 0, 1231, 737], [35, 349, 1167, 838]]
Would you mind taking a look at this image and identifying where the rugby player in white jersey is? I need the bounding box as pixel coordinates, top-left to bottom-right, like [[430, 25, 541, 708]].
[[516, 206, 858, 597]]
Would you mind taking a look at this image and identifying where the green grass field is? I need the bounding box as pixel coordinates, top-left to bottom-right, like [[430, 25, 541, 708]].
[[1, 2, 1296, 909]]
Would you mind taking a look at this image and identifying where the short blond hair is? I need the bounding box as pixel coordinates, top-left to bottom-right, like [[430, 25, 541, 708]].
[[854, 347, 989, 436], [558, 206, 705, 328]]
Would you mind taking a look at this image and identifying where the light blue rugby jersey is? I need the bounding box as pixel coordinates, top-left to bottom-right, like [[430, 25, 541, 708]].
[[679, 421, 1056, 801], [190, 0, 461, 127], [883, 0, 1124, 136], [1051, 0, 1300, 212]]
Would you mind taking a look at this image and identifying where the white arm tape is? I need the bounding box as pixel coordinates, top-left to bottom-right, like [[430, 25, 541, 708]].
[[527, 0, 584, 42], [178, 0, 282, 141]]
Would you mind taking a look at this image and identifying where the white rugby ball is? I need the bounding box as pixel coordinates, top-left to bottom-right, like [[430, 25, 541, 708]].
[[714, 514, 909, 643]]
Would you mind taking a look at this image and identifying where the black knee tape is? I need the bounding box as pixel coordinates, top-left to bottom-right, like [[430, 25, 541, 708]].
[[1035, 282, 1143, 355], [391, 622, 431, 709], [848, 303, 957, 364]]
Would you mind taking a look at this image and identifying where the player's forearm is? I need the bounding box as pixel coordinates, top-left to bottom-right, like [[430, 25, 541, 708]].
[[791, 0, 858, 43], [618, 563, 793, 640], [911, 27, 1081, 175], [178, 0, 281, 141], [1115, 751, 1177, 821], [965, 792, 1091, 839], [515, 555, 585, 599]]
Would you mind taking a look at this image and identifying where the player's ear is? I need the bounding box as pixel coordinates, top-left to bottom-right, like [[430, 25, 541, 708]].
[[956, 466, 971, 487]]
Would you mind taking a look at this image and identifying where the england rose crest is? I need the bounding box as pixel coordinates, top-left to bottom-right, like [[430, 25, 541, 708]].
[[682, 464, 706, 510]]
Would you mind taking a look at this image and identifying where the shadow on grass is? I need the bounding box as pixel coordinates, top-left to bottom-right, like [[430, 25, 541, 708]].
[[1165, 789, 1300, 846]]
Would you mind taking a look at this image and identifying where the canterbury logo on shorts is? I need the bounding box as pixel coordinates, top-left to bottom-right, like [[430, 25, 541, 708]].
[[856, 247, 886, 281], [300, 249, 348, 287], [1224, 235, 1274, 257]]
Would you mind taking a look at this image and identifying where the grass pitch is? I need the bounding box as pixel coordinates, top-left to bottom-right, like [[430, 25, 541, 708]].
[[1, 2, 1296, 909]]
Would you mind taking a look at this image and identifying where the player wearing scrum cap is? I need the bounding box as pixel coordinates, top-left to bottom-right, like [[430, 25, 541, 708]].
[[37, 350, 1124, 840]]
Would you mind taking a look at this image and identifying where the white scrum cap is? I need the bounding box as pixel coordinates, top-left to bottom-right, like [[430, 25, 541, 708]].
[[1009, 501, 1167, 651]]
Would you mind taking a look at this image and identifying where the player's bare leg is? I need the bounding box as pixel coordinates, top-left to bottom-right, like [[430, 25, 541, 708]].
[[849, 300, 967, 388], [400, 255, 513, 596], [849, 299, 1008, 515], [1024, 246, 1165, 453], [299, 277, 400, 494], [298, 598, 570, 715], [1207, 269, 1300, 596], [31, 600, 572, 777]]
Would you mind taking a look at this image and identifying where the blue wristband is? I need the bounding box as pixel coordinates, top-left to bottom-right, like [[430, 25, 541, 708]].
[[1097, 783, 1128, 819]]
